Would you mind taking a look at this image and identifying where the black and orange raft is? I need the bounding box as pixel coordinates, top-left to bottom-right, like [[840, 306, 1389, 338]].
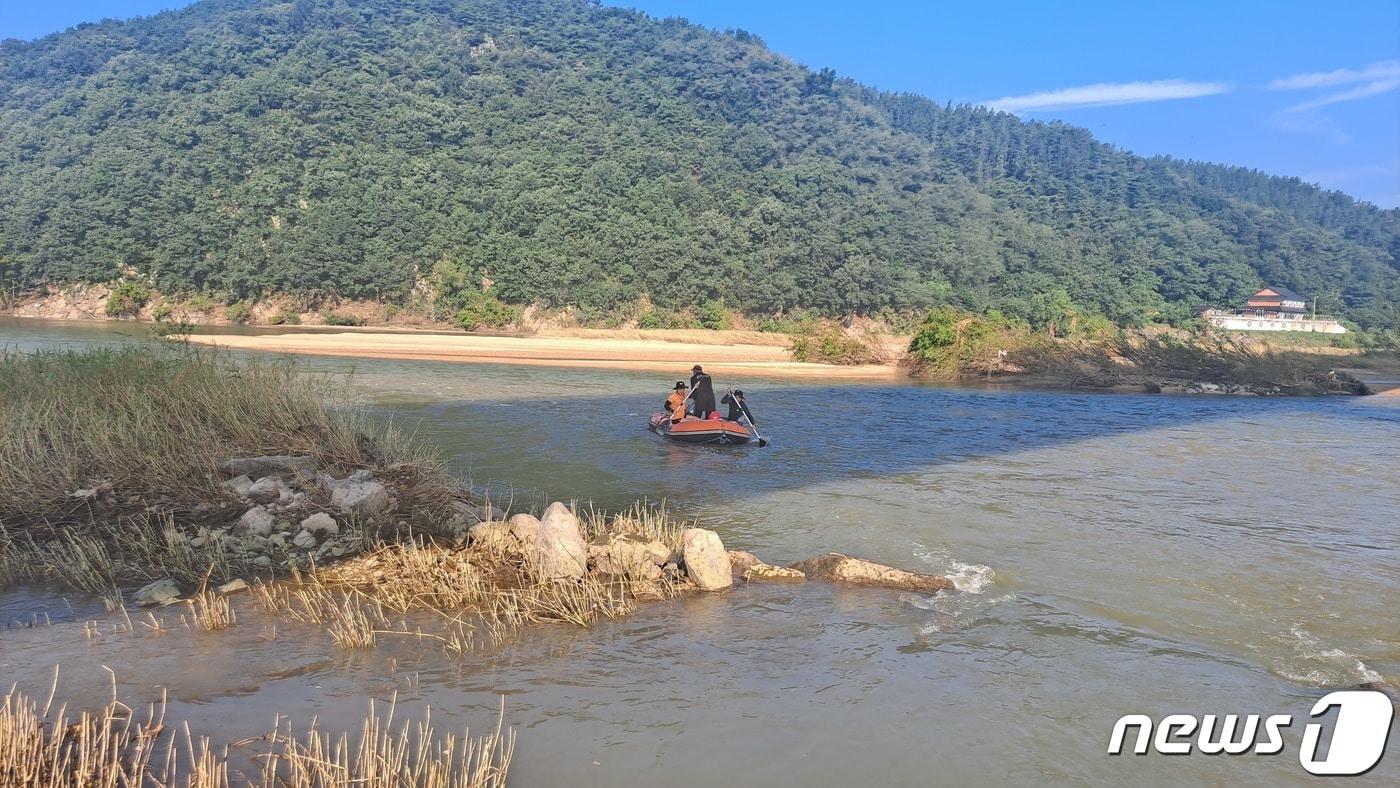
[[648, 412, 755, 445]]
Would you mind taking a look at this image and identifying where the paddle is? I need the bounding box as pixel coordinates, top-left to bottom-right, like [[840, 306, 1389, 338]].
[[726, 389, 769, 447]]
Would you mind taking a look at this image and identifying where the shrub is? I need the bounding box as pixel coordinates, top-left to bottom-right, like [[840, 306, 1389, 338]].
[[455, 290, 519, 331], [269, 309, 301, 326], [185, 292, 215, 313], [150, 302, 172, 322], [224, 301, 252, 324], [104, 281, 149, 316], [790, 322, 884, 365], [696, 300, 733, 331], [321, 310, 363, 327], [636, 310, 664, 330], [907, 307, 1031, 378]]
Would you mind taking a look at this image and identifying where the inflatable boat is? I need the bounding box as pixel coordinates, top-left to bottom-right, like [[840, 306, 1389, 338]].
[[649, 412, 755, 445]]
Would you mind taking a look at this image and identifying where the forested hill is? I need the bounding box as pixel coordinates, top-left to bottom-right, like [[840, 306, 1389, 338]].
[[2, 0, 1398, 328]]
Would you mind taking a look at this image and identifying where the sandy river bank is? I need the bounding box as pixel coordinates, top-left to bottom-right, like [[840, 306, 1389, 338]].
[[181, 329, 907, 379]]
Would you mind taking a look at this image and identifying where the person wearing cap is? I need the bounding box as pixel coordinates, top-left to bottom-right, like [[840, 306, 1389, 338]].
[[721, 389, 756, 425], [688, 364, 716, 418], [665, 381, 689, 423]]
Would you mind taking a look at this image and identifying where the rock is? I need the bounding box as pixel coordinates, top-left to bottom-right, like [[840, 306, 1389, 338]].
[[744, 563, 806, 583], [535, 502, 587, 580], [468, 520, 512, 549], [300, 512, 339, 536], [235, 506, 276, 537], [292, 530, 317, 549], [507, 513, 542, 550], [69, 488, 98, 500], [223, 474, 254, 496], [450, 500, 503, 525], [133, 579, 180, 606], [216, 579, 248, 595], [246, 476, 290, 505], [788, 553, 953, 593], [330, 480, 389, 515], [682, 529, 732, 591], [590, 532, 671, 580], [1355, 681, 1400, 702], [253, 555, 273, 568], [219, 455, 316, 479], [269, 533, 288, 548], [347, 469, 374, 482], [727, 550, 762, 575]]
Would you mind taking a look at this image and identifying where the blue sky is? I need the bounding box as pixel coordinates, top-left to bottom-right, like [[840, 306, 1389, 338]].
[[4, 0, 1398, 207]]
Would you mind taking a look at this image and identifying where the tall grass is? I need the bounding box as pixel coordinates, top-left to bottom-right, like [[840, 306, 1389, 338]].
[[0, 674, 512, 787], [0, 346, 429, 527]]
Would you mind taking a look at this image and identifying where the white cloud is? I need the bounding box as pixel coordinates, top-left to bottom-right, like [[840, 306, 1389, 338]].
[[986, 79, 1231, 113], [1268, 60, 1400, 90], [1282, 78, 1400, 114], [1269, 60, 1400, 115]]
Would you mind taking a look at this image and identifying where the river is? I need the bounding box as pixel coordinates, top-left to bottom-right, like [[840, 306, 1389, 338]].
[[2, 317, 1397, 785]]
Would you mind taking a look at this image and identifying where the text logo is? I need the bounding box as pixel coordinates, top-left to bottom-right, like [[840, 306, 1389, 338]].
[[1108, 690, 1394, 775]]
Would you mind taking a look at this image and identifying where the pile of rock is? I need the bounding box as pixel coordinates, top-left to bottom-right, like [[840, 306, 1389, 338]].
[[207, 454, 500, 574], [459, 501, 956, 598]]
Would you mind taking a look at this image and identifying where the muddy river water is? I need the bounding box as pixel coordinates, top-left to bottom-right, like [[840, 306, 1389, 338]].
[[2, 318, 1397, 785]]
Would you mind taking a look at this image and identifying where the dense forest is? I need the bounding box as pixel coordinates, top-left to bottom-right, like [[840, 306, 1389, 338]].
[[1, 0, 1397, 328]]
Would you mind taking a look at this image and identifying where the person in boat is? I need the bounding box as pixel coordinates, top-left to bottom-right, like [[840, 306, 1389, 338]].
[[721, 389, 756, 425], [665, 381, 689, 423], [688, 364, 717, 418]]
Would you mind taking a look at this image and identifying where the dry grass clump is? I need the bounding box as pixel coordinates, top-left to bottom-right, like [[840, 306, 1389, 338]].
[[0, 674, 512, 787], [0, 513, 255, 592], [184, 588, 236, 632], [264, 695, 514, 788], [254, 536, 641, 654], [0, 345, 432, 529], [581, 501, 685, 554], [0, 673, 216, 787]]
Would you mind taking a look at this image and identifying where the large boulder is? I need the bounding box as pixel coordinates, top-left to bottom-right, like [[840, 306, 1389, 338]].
[[590, 532, 671, 580], [235, 505, 276, 537], [535, 502, 587, 580], [133, 579, 180, 606], [329, 480, 390, 515], [682, 529, 732, 591], [788, 553, 953, 592], [219, 455, 316, 479]]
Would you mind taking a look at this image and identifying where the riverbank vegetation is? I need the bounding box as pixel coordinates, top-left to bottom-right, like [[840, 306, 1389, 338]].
[[903, 307, 1373, 394], [0, 346, 424, 529], [0, 677, 513, 787], [1, 0, 1396, 329]]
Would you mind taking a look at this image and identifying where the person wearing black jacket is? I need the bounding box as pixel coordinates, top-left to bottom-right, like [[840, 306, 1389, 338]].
[[721, 390, 756, 425], [688, 364, 716, 417]]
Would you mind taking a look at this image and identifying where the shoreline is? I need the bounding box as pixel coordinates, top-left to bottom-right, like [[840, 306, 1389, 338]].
[[180, 328, 908, 380]]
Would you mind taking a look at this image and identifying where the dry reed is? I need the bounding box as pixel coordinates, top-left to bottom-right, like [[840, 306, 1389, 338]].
[[0, 672, 513, 787]]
